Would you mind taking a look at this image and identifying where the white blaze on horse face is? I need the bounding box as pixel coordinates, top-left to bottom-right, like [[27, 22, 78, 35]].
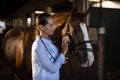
[[80, 23, 94, 67]]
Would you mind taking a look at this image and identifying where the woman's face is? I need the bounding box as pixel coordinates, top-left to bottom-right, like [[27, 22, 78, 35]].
[[43, 17, 55, 36]]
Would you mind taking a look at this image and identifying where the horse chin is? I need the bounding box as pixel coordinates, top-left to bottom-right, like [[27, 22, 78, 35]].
[[70, 50, 88, 66]]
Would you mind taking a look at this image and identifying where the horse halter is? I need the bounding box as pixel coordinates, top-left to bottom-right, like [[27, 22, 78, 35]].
[[63, 15, 93, 55]]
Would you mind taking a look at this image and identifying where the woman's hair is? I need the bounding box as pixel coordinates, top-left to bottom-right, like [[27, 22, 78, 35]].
[[38, 13, 52, 26], [35, 13, 52, 36]]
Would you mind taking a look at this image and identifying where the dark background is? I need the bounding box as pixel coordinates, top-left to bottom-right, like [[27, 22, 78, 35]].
[[89, 7, 120, 78]]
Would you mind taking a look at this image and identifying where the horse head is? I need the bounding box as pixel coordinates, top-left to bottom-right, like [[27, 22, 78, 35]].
[[52, 5, 94, 67]]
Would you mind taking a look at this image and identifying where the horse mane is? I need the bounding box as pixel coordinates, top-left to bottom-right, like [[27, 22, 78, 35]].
[[51, 22, 66, 52], [20, 26, 36, 77], [51, 13, 70, 52]]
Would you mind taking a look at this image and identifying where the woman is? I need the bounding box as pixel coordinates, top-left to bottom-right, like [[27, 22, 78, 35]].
[[31, 13, 70, 80]]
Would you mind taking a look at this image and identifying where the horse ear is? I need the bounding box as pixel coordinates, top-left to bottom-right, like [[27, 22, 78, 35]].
[[83, 3, 92, 18], [71, 5, 79, 20]]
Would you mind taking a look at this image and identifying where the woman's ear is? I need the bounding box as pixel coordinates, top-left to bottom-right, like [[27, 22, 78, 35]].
[[39, 25, 44, 30]]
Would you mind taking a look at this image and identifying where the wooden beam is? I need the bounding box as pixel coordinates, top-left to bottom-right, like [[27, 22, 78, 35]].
[[7, 0, 65, 19]]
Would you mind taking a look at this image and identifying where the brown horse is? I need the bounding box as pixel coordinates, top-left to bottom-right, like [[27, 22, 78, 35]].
[[3, 6, 96, 80]]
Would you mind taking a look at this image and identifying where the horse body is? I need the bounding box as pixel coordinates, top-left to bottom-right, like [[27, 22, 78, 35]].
[[3, 6, 96, 80], [3, 27, 36, 80]]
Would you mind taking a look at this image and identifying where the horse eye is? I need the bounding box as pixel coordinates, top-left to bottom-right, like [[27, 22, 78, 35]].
[[74, 29, 79, 34]]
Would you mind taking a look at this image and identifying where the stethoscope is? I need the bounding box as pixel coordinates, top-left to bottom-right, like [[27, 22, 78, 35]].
[[39, 36, 56, 62]]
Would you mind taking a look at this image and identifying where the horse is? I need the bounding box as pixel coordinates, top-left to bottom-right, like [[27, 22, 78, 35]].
[[3, 5, 96, 80]]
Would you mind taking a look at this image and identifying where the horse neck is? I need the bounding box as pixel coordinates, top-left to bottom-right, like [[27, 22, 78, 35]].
[[51, 22, 66, 52]]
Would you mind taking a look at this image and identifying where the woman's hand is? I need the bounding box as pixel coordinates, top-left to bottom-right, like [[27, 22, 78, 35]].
[[61, 36, 70, 55]]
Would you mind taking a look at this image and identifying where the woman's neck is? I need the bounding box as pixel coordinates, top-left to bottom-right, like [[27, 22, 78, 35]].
[[40, 31, 49, 39]]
